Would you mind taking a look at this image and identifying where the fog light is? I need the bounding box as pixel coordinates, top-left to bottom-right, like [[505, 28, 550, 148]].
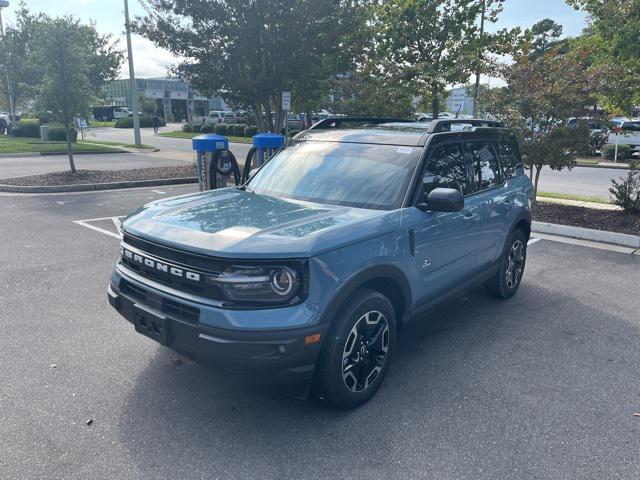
[[277, 345, 286, 354]]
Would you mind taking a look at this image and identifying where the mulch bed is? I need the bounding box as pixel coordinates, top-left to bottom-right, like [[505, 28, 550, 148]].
[[0, 165, 197, 186], [533, 202, 640, 236]]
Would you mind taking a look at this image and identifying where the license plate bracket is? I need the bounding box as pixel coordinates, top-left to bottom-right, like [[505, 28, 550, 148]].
[[133, 305, 170, 346]]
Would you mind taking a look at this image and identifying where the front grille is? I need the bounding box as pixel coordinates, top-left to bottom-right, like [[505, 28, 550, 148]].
[[162, 299, 199, 323], [120, 279, 200, 324]]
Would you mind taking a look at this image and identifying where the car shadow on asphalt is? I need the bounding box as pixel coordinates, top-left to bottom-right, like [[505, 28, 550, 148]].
[[116, 283, 640, 478]]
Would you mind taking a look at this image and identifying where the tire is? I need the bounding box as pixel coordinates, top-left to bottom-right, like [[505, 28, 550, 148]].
[[484, 229, 527, 299], [314, 288, 397, 409]]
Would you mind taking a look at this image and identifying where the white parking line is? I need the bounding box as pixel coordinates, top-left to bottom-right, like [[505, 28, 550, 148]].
[[73, 216, 125, 240], [528, 238, 541, 246]]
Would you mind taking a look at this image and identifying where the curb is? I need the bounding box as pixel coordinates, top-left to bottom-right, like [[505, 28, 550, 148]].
[[532, 221, 640, 249], [39, 149, 130, 156], [575, 163, 632, 170], [0, 152, 35, 159], [0, 177, 198, 193]]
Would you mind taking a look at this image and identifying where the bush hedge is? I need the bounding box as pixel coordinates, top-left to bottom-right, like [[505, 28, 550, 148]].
[[11, 120, 41, 138], [201, 124, 215, 134], [192, 124, 202, 133], [232, 124, 245, 136], [214, 123, 228, 135], [225, 124, 235, 136], [244, 126, 258, 137], [182, 123, 193, 133], [48, 126, 78, 142], [603, 143, 632, 161], [115, 116, 167, 129]]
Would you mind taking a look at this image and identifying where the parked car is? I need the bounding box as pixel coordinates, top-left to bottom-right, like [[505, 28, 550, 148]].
[[567, 117, 610, 155], [206, 111, 244, 125], [285, 113, 305, 130], [92, 106, 135, 122], [108, 117, 533, 409], [607, 120, 640, 153], [0, 112, 12, 134]]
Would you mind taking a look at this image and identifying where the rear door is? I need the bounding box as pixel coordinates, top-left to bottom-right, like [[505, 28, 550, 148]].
[[410, 140, 482, 304]]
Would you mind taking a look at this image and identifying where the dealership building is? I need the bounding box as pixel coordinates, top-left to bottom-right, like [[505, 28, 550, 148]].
[[102, 78, 227, 122]]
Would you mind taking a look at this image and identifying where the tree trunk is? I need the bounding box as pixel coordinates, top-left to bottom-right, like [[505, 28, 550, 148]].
[[305, 109, 312, 129], [532, 164, 543, 203], [65, 122, 76, 174], [432, 85, 440, 119]]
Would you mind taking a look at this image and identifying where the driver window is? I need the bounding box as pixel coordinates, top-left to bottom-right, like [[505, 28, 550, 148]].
[[423, 142, 472, 196]]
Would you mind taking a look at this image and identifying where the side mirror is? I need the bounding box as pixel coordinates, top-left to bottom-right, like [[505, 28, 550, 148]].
[[418, 187, 464, 212]]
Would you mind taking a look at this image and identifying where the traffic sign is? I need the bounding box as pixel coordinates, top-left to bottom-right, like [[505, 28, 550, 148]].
[[282, 91, 291, 111]]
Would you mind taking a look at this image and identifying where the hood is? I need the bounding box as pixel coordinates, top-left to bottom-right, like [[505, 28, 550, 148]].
[[122, 188, 401, 259]]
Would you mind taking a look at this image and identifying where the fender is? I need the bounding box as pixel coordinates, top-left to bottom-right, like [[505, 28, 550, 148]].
[[317, 264, 412, 329]]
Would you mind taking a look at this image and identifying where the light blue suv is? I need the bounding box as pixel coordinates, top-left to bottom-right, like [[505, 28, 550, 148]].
[[108, 118, 533, 409]]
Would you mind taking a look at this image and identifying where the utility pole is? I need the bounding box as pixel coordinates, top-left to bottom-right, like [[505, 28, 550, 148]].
[[472, 0, 486, 118], [0, 0, 16, 128], [124, 0, 141, 145]]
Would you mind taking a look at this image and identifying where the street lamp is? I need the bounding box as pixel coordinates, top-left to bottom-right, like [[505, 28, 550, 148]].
[[124, 0, 141, 145], [0, 0, 16, 127]]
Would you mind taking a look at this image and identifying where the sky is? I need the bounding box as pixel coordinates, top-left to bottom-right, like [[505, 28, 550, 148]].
[[1, 0, 589, 79]]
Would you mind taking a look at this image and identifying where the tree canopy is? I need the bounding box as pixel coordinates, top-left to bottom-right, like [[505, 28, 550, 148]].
[[136, 0, 367, 132]]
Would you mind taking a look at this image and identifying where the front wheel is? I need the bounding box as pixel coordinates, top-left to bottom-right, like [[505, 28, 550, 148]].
[[485, 229, 527, 299], [314, 289, 397, 409]]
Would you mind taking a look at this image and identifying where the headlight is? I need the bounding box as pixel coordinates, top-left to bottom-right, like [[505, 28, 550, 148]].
[[208, 265, 303, 306]]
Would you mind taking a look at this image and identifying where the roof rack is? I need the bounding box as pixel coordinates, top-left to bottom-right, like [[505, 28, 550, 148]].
[[427, 119, 504, 133], [309, 117, 415, 130]]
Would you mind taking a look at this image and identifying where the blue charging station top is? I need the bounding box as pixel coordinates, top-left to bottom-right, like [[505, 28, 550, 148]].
[[192, 134, 229, 152], [253, 133, 285, 150]]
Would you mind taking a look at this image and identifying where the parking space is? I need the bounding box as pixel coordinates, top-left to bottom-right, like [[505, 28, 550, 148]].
[[1, 186, 639, 480]]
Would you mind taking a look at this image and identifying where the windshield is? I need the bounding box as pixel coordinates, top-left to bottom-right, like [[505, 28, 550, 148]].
[[246, 141, 422, 210]]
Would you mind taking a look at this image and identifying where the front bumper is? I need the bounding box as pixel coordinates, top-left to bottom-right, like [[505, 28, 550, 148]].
[[108, 270, 328, 385]]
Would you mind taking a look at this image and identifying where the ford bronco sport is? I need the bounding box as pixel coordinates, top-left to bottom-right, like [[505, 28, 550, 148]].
[[108, 118, 534, 409]]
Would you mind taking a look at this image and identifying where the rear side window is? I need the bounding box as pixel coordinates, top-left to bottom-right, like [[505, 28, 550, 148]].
[[494, 137, 521, 179], [423, 142, 473, 195], [468, 141, 501, 191]]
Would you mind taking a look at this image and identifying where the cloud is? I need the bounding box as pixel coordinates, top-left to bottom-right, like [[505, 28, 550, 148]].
[[116, 35, 182, 79]]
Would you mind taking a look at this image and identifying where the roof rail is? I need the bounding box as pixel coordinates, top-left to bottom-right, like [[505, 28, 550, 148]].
[[309, 117, 415, 130], [427, 118, 503, 133]]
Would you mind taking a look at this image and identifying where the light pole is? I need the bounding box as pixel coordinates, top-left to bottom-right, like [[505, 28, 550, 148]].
[[124, 0, 141, 145], [0, 0, 16, 128], [472, 0, 486, 118]]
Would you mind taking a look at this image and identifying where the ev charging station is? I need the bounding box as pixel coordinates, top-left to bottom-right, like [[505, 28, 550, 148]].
[[241, 133, 285, 183], [193, 132, 286, 191], [192, 133, 241, 191]]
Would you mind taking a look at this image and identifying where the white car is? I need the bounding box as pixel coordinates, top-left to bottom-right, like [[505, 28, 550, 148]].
[[608, 120, 640, 153], [0, 112, 12, 134], [206, 111, 239, 124]]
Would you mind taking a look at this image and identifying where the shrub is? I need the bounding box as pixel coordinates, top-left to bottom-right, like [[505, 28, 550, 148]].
[[192, 124, 202, 133], [609, 166, 640, 214], [36, 111, 52, 125], [243, 126, 258, 137], [115, 116, 167, 128], [602, 143, 632, 161], [214, 123, 228, 135], [232, 124, 245, 136], [182, 123, 193, 133], [48, 126, 78, 142], [11, 120, 41, 138], [200, 124, 215, 134], [226, 124, 235, 136]]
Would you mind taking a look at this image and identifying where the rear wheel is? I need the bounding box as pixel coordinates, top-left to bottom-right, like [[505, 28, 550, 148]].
[[315, 289, 397, 409], [485, 229, 527, 299]]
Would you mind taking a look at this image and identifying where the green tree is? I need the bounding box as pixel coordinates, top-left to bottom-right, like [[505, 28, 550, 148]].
[[136, 0, 367, 132], [481, 45, 592, 198], [530, 18, 564, 56], [374, 0, 516, 119], [0, 3, 45, 121], [567, 0, 640, 112], [33, 17, 122, 172], [138, 93, 157, 116]]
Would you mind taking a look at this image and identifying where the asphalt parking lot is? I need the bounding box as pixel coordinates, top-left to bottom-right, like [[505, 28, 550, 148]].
[[1, 185, 639, 480]]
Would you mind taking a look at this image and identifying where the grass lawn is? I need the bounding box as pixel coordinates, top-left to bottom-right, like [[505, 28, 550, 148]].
[[89, 120, 117, 128], [0, 135, 126, 154], [537, 190, 611, 204], [576, 157, 599, 165], [79, 139, 157, 150], [159, 130, 253, 144]]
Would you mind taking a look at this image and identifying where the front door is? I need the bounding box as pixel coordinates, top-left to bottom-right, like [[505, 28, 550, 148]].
[[408, 141, 482, 306]]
